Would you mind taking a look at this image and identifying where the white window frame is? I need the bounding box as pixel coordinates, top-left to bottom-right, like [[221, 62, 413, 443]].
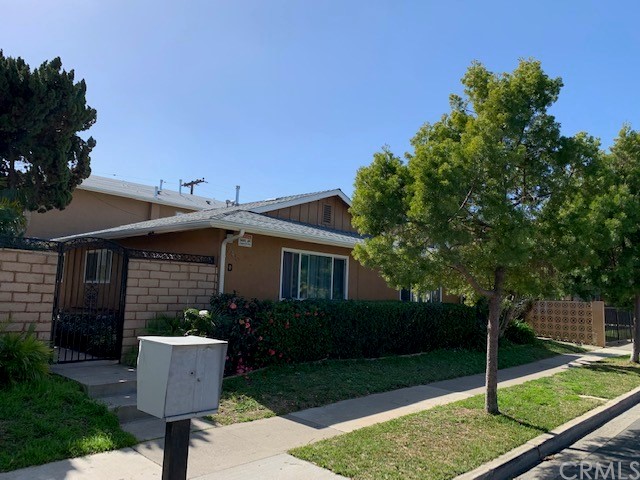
[[399, 287, 443, 303], [279, 247, 349, 300], [83, 249, 113, 284]]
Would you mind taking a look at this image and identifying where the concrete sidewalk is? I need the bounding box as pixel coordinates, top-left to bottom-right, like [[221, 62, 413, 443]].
[[0, 345, 632, 480]]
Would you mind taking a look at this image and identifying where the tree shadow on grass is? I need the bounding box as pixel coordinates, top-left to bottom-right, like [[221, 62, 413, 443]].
[[499, 413, 549, 434], [582, 362, 640, 377]]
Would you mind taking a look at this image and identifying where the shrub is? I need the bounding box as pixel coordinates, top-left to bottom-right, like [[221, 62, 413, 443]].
[[0, 323, 51, 386], [208, 293, 484, 375], [146, 314, 189, 336], [504, 320, 537, 345], [183, 308, 217, 337], [145, 309, 218, 338]]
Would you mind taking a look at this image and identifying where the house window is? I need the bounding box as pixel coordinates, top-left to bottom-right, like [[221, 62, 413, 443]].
[[400, 287, 442, 303], [280, 249, 347, 300], [84, 249, 113, 283]]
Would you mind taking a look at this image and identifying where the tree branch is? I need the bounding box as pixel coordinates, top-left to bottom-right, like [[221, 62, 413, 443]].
[[448, 185, 475, 224], [450, 263, 493, 297]]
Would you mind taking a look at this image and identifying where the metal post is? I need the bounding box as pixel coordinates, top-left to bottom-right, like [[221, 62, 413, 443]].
[[162, 419, 191, 480]]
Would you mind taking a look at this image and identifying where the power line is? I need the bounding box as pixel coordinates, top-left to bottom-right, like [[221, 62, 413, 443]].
[[180, 178, 207, 195]]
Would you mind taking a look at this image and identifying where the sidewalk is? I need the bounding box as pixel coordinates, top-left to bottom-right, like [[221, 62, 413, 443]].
[[0, 345, 632, 480]]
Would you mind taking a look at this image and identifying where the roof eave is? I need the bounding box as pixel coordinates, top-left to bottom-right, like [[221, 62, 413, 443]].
[[54, 219, 214, 242], [208, 219, 360, 249], [78, 184, 212, 211], [54, 218, 360, 249]]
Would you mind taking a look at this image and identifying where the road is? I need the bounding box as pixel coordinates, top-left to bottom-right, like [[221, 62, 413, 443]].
[[517, 402, 640, 479]]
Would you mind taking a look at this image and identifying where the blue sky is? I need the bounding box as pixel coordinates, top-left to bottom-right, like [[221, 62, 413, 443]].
[[2, 1, 639, 202]]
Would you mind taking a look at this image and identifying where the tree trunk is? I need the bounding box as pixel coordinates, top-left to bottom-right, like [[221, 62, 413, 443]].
[[485, 267, 505, 415], [632, 293, 640, 364]]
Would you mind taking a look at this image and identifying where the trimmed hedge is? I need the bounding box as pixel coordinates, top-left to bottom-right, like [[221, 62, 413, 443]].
[[209, 294, 485, 375]]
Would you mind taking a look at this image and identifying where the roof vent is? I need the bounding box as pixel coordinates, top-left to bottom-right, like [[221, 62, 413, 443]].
[[322, 204, 332, 224]]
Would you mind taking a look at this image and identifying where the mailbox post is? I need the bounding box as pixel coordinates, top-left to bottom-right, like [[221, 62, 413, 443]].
[[137, 336, 228, 480]]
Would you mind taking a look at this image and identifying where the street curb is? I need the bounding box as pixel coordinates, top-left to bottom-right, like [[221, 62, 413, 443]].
[[453, 385, 640, 480]]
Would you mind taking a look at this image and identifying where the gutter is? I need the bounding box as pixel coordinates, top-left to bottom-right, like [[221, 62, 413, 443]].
[[218, 229, 245, 295]]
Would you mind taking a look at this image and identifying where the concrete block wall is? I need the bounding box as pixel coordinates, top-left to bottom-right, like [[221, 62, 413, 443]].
[[0, 248, 58, 340], [527, 300, 606, 347], [121, 259, 218, 357]]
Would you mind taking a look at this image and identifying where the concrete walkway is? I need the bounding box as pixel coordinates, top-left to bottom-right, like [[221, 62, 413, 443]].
[[0, 345, 633, 480]]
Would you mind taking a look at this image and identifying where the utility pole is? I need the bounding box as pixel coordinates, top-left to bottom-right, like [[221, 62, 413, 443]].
[[180, 178, 207, 195]]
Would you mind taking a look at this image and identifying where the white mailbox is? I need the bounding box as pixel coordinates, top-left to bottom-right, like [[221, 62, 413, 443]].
[[137, 336, 228, 422]]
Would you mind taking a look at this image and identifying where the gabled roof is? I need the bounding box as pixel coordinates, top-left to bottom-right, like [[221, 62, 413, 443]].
[[55, 189, 360, 249], [79, 175, 226, 211], [241, 189, 352, 212]]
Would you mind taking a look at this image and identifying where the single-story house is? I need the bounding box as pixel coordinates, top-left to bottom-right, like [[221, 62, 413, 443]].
[[57, 189, 400, 301], [25, 175, 225, 239]]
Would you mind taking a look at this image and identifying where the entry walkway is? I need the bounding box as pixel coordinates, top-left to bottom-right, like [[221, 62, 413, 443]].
[[0, 345, 633, 480]]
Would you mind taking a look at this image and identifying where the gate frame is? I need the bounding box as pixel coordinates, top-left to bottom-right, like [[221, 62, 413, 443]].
[[51, 237, 130, 363]]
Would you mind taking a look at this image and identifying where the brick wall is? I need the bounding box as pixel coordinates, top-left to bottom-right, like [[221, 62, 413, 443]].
[[121, 259, 218, 357], [0, 248, 58, 341]]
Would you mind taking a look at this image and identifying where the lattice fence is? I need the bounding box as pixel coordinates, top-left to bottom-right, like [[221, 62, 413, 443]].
[[527, 300, 605, 347]]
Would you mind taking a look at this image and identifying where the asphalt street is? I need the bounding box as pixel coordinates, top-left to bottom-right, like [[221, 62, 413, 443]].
[[517, 402, 640, 480]]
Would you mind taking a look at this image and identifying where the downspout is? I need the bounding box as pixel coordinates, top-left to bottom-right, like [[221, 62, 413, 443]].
[[218, 229, 245, 294]]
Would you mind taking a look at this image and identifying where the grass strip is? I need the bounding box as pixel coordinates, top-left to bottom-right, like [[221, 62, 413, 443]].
[[0, 376, 137, 473], [290, 356, 640, 480], [213, 340, 585, 425]]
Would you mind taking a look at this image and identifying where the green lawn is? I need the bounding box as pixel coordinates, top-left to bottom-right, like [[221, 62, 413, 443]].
[[0, 376, 137, 473], [290, 357, 640, 480], [0, 340, 587, 473], [212, 340, 585, 425]]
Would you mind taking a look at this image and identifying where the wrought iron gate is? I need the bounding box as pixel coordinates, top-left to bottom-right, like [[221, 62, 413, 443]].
[[605, 307, 635, 344], [51, 238, 129, 363]]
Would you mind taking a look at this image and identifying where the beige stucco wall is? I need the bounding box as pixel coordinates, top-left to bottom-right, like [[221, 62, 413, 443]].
[[118, 229, 223, 256], [116, 228, 398, 302], [224, 233, 398, 301], [0, 248, 58, 341], [25, 189, 193, 239], [121, 259, 218, 358]]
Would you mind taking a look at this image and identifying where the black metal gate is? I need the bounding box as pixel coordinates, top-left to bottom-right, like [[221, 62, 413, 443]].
[[605, 307, 635, 344], [51, 238, 129, 363]]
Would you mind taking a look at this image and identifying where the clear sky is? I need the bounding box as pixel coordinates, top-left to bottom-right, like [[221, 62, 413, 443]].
[[2, 1, 639, 202]]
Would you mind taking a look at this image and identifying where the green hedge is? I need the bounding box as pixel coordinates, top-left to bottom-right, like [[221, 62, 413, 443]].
[[208, 294, 484, 375]]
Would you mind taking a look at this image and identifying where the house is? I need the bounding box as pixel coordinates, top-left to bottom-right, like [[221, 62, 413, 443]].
[[25, 175, 225, 239], [1, 185, 462, 362], [56, 189, 399, 302]]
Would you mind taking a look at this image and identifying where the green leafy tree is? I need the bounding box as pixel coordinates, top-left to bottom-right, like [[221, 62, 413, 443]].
[[562, 125, 640, 362], [351, 59, 598, 414], [0, 178, 26, 235], [0, 51, 96, 221]]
